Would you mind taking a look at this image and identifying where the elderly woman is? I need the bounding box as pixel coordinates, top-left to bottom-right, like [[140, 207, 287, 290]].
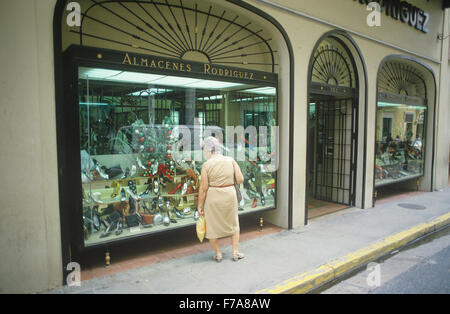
[[197, 136, 245, 262]]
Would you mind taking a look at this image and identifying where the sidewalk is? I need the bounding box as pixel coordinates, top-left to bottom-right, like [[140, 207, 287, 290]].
[[46, 186, 450, 294]]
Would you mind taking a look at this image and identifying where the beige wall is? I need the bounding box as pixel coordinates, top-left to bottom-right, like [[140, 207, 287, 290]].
[[257, 0, 444, 62], [0, 0, 61, 293]]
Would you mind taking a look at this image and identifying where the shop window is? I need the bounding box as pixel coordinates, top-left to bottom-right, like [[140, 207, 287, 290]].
[[375, 60, 427, 187], [59, 0, 280, 249], [76, 58, 277, 247]]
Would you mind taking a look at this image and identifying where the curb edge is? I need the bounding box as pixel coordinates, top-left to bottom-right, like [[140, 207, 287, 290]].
[[255, 212, 450, 294]]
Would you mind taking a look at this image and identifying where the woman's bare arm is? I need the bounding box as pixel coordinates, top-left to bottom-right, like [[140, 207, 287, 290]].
[[233, 160, 244, 185], [197, 165, 209, 215]]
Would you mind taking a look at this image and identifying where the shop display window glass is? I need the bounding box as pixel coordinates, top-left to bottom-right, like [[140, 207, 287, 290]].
[[375, 102, 426, 187], [79, 66, 277, 246]]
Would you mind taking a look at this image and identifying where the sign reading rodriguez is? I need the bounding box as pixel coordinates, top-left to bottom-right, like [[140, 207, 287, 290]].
[[354, 0, 430, 33]]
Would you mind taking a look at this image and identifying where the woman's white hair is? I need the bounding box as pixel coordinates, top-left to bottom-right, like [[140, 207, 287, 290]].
[[202, 136, 222, 155]]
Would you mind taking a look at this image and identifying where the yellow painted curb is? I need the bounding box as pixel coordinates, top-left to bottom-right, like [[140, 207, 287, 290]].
[[255, 212, 450, 294]]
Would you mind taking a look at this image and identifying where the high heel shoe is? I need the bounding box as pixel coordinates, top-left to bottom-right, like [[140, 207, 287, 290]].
[[183, 207, 192, 215], [165, 201, 176, 221], [168, 209, 177, 223], [120, 167, 130, 179], [128, 180, 138, 199], [252, 197, 257, 208], [115, 220, 123, 236], [163, 212, 170, 226], [173, 206, 185, 219], [181, 182, 188, 195], [140, 179, 152, 197], [93, 159, 109, 180], [129, 165, 137, 177], [150, 199, 157, 214], [168, 183, 182, 194], [100, 221, 114, 238], [153, 180, 159, 194], [120, 188, 127, 201], [111, 181, 120, 198], [136, 156, 146, 170]]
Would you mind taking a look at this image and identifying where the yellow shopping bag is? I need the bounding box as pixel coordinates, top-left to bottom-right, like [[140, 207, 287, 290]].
[[196, 215, 206, 243]]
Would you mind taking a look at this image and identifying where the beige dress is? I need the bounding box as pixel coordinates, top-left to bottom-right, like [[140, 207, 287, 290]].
[[203, 154, 239, 239]]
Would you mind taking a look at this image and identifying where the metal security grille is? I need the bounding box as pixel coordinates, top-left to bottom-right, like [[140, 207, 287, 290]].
[[308, 36, 358, 207], [312, 97, 356, 205], [64, 0, 277, 72]]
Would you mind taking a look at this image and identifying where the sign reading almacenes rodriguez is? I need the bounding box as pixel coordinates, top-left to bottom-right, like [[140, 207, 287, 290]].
[[354, 0, 430, 33], [121, 52, 276, 83]]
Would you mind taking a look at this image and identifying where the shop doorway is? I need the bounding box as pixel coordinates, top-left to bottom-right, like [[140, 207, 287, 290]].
[[308, 95, 357, 217], [307, 36, 359, 219]]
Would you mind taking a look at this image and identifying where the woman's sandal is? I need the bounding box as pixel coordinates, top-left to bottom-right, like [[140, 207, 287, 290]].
[[214, 253, 223, 263], [232, 252, 245, 262]]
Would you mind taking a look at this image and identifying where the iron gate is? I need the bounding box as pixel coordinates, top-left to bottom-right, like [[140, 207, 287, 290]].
[[311, 96, 356, 205]]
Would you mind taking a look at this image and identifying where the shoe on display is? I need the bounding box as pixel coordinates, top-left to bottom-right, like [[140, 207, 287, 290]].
[[252, 197, 257, 208], [99, 221, 114, 238], [152, 163, 158, 175], [157, 197, 164, 213], [120, 167, 130, 179], [153, 180, 159, 194], [168, 183, 182, 194], [163, 212, 170, 226], [153, 213, 163, 226], [106, 165, 123, 179], [260, 192, 265, 206], [181, 182, 188, 195], [183, 207, 192, 215], [168, 209, 177, 223], [115, 220, 123, 236], [96, 165, 109, 180], [136, 157, 146, 170], [130, 165, 137, 177], [173, 206, 185, 219], [140, 180, 152, 197], [128, 180, 138, 199], [110, 181, 120, 198], [120, 188, 127, 201], [150, 199, 157, 214]]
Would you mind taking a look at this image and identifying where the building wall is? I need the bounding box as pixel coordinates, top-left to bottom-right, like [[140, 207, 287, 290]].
[[0, 0, 61, 293], [245, 0, 448, 212], [0, 0, 448, 293]]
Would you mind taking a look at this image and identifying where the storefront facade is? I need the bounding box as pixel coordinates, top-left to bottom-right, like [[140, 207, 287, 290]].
[[0, 0, 448, 293]]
